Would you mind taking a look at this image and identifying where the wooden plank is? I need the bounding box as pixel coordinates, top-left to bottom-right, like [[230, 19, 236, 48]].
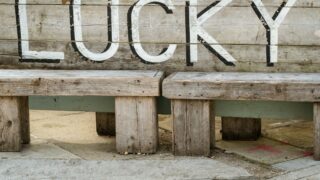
[[136, 97, 158, 153], [96, 112, 115, 136], [19, 97, 30, 144], [0, 1, 318, 72], [116, 97, 138, 154], [314, 103, 320, 160], [163, 72, 320, 102], [0, 70, 163, 96], [222, 117, 261, 140], [0, 97, 21, 151], [115, 97, 158, 154], [1, 0, 320, 7], [0, 54, 320, 74], [1, 5, 319, 45], [171, 100, 187, 155], [210, 104, 216, 149], [172, 99, 212, 156], [2, 42, 320, 65]]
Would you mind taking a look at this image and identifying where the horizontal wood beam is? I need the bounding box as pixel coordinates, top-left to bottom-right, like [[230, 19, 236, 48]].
[[0, 70, 163, 97], [0, 1, 318, 7], [163, 72, 320, 102]]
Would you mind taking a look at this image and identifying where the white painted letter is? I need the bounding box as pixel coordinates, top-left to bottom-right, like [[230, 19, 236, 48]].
[[17, 0, 64, 61], [71, 0, 119, 61], [129, 0, 177, 63], [186, 0, 236, 66], [251, 0, 296, 65]]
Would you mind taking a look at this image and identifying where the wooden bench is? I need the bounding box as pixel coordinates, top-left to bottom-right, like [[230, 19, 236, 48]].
[[163, 72, 320, 160], [0, 70, 163, 154]]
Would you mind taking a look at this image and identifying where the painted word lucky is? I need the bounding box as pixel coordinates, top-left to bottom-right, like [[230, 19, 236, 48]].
[[16, 0, 297, 66]]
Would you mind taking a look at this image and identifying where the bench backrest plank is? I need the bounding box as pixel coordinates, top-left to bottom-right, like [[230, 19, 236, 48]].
[[163, 72, 320, 102], [0, 70, 163, 96]]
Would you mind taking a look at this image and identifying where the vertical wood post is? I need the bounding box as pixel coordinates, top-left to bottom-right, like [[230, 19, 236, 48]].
[[210, 105, 216, 150], [0, 97, 22, 151], [19, 97, 30, 144], [172, 99, 213, 156], [115, 97, 158, 154], [314, 103, 320, 160], [96, 112, 116, 136], [222, 117, 261, 141]]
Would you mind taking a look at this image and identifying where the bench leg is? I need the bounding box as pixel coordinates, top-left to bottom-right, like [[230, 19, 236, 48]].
[[210, 107, 216, 150], [0, 97, 22, 151], [19, 97, 30, 144], [96, 112, 115, 136], [115, 97, 158, 154], [314, 103, 320, 160], [172, 99, 213, 156], [222, 117, 261, 141]]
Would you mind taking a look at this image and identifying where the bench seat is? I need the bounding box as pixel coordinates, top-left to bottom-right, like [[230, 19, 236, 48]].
[[163, 72, 320, 160], [0, 70, 164, 154], [163, 72, 320, 101], [0, 70, 162, 96]]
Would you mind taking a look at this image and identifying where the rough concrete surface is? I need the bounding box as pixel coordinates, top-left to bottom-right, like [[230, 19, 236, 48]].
[[216, 138, 306, 164], [274, 157, 320, 171], [0, 110, 318, 179], [0, 159, 252, 180]]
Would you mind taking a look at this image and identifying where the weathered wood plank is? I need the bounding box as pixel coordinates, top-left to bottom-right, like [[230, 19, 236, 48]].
[[0, 1, 319, 72], [1, 0, 320, 7], [19, 97, 30, 144], [1, 5, 319, 45], [314, 103, 320, 160], [116, 97, 139, 154], [96, 112, 115, 136], [222, 117, 261, 140], [1, 40, 320, 74], [115, 97, 158, 154], [163, 72, 320, 102], [172, 99, 212, 156], [136, 97, 158, 153], [0, 70, 163, 96], [210, 104, 215, 149], [1, 54, 320, 73], [2, 41, 320, 64], [0, 97, 21, 152]]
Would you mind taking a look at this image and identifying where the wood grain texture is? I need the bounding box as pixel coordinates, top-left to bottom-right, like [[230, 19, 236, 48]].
[[115, 97, 158, 154], [1, 0, 320, 6], [172, 99, 212, 156], [19, 97, 30, 144], [222, 117, 261, 141], [0, 70, 163, 96], [0, 1, 319, 72], [314, 103, 320, 160], [210, 103, 215, 150], [96, 112, 116, 136], [2, 5, 319, 45], [0, 97, 21, 152], [163, 72, 320, 102]]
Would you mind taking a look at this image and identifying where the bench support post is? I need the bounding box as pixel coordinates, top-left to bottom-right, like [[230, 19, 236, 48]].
[[222, 117, 261, 141], [19, 97, 30, 144], [0, 97, 22, 151], [116, 97, 158, 154], [172, 100, 213, 156], [96, 112, 115, 136], [314, 103, 320, 160]]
